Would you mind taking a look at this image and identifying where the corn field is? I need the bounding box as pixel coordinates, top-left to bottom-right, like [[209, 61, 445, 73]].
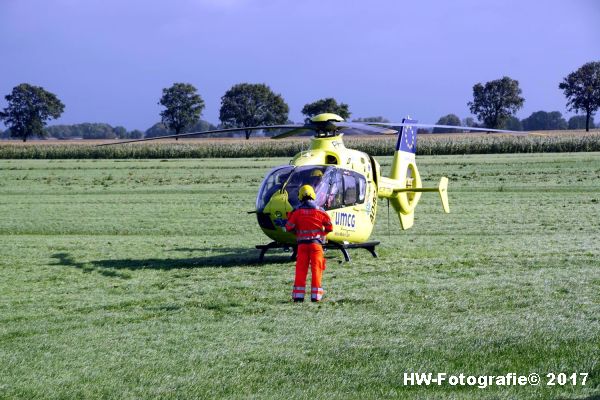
[[1, 132, 600, 159]]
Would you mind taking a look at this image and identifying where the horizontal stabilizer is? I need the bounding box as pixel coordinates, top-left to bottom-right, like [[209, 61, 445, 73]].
[[393, 177, 450, 213]]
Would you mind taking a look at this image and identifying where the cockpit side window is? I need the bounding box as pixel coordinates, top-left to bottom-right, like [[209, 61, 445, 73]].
[[357, 175, 366, 203], [320, 168, 367, 210], [343, 174, 358, 205], [322, 170, 344, 210]]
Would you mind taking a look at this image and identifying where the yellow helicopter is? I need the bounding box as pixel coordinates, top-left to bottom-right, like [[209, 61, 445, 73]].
[[103, 113, 509, 261]]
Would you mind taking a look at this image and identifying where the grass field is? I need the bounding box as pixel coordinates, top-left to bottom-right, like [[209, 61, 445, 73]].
[[0, 154, 599, 399]]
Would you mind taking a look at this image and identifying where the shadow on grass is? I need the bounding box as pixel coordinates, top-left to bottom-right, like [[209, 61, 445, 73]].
[[52, 247, 292, 278]]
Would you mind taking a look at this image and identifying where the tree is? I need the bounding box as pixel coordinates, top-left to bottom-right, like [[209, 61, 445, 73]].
[[79, 123, 116, 139], [468, 76, 525, 129], [521, 111, 567, 131], [145, 119, 217, 138], [219, 83, 289, 140], [45, 125, 75, 139], [504, 116, 523, 131], [113, 126, 128, 139], [301, 98, 351, 121], [461, 117, 477, 127], [568, 115, 600, 130], [559, 61, 600, 132], [188, 120, 223, 137], [159, 83, 205, 136], [0, 83, 65, 142], [352, 116, 389, 123], [145, 122, 171, 138], [567, 115, 587, 129], [128, 129, 144, 139], [43, 123, 122, 139], [433, 114, 461, 133], [190, 119, 217, 133]]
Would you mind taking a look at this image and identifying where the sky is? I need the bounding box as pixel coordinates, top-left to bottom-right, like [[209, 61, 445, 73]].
[[1, 0, 599, 131]]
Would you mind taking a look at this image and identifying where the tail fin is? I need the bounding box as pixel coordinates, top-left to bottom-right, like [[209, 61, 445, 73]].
[[390, 118, 418, 181], [378, 118, 449, 230], [389, 119, 421, 229], [394, 118, 418, 155]]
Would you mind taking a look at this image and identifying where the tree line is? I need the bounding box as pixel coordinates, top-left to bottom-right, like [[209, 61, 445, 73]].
[[432, 111, 596, 133], [1, 61, 599, 141]]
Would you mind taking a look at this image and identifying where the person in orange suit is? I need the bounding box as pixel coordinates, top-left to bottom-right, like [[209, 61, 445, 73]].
[[285, 184, 333, 302]]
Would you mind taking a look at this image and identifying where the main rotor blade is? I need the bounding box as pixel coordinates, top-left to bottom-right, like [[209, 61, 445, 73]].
[[271, 127, 313, 139], [369, 122, 518, 134], [270, 122, 397, 139], [336, 122, 398, 135], [96, 124, 303, 146]]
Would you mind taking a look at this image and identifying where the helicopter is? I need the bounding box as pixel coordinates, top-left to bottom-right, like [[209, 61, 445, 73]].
[[101, 113, 511, 261]]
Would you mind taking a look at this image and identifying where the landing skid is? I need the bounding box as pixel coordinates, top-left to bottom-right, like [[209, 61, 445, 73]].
[[255, 241, 380, 263]]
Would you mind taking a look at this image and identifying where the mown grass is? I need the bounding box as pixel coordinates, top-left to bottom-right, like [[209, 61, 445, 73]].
[[2, 131, 600, 159], [0, 154, 599, 399]]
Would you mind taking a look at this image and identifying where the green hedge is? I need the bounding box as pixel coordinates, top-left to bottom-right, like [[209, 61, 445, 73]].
[[2, 134, 600, 159]]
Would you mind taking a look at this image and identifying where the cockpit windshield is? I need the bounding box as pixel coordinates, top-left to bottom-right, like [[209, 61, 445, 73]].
[[283, 166, 330, 209], [256, 165, 368, 212]]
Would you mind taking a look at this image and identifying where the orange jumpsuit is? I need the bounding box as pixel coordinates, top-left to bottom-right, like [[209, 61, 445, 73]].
[[285, 201, 333, 302]]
